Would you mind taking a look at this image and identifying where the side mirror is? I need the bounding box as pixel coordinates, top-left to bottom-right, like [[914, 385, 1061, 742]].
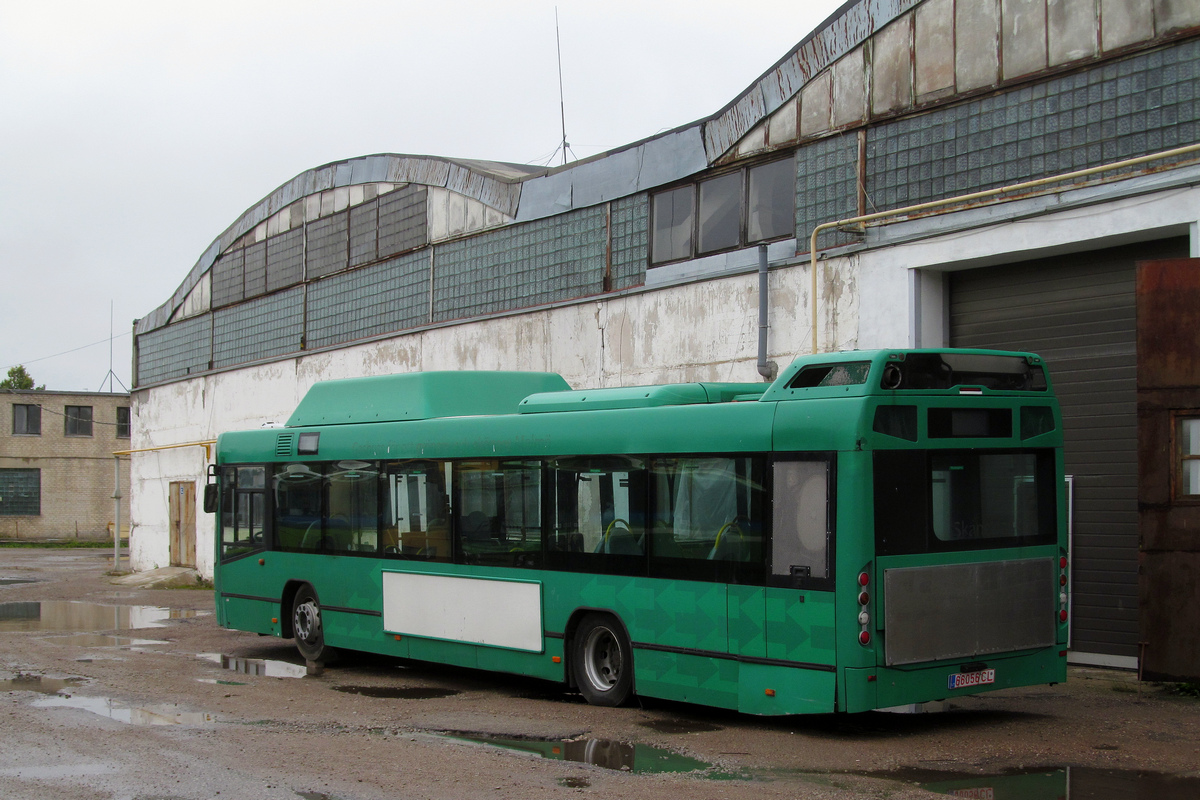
[[203, 483, 219, 514]]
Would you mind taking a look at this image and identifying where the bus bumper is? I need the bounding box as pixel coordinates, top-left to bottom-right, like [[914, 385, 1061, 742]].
[[842, 647, 1068, 713]]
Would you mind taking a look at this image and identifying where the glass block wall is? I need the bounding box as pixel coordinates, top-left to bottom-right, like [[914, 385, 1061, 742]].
[[212, 288, 304, 370], [866, 38, 1199, 209], [433, 207, 607, 322], [796, 132, 860, 250], [610, 194, 649, 291], [306, 252, 429, 350], [136, 314, 212, 385]]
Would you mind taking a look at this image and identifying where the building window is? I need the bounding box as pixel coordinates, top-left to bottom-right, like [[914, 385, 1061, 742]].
[[650, 155, 795, 265], [651, 185, 694, 264], [0, 468, 40, 516], [12, 404, 41, 436], [64, 406, 93, 437], [116, 407, 131, 439], [748, 158, 795, 242], [1177, 415, 1200, 499], [697, 172, 742, 254]]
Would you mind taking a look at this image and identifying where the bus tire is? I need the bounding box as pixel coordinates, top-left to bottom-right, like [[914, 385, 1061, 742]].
[[292, 584, 336, 664], [572, 614, 633, 707]]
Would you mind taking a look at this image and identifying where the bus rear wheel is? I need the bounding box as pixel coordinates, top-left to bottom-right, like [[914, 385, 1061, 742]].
[[572, 614, 633, 707], [292, 584, 336, 663]]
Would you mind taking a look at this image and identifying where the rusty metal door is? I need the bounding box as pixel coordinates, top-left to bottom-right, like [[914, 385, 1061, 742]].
[[169, 481, 196, 568], [1136, 257, 1200, 681]]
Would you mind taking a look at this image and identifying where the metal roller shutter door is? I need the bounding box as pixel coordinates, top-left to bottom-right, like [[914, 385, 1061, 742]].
[[949, 238, 1188, 660]]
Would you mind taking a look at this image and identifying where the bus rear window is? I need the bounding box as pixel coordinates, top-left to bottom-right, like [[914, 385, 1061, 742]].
[[874, 449, 1056, 555], [789, 362, 871, 388], [883, 353, 1047, 391]]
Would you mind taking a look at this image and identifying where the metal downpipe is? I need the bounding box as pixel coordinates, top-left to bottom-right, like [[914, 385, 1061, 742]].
[[756, 245, 777, 381]]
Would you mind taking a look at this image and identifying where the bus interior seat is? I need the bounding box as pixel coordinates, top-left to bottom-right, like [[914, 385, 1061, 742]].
[[597, 529, 645, 555], [299, 521, 322, 551], [707, 526, 756, 562]]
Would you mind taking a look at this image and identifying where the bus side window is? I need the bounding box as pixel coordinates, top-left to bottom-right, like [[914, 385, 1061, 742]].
[[649, 457, 765, 564], [454, 460, 542, 567], [382, 461, 450, 562], [220, 467, 237, 552], [273, 463, 323, 552], [771, 460, 831, 585], [548, 457, 647, 566], [325, 460, 379, 554], [222, 465, 266, 560]]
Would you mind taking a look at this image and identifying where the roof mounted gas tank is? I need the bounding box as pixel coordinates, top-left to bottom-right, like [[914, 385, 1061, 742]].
[[286, 371, 571, 426]]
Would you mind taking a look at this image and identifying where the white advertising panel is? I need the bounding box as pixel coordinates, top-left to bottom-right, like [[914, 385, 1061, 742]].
[[381, 571, 543, 652]]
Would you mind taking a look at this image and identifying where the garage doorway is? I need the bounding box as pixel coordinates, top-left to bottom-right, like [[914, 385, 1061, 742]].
[[949, 237, 1188, 666]]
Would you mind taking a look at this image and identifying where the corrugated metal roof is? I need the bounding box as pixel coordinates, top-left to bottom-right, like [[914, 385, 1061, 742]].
[[516, 126, 708, 221], [701, 0, 919, 161], [387, 157, 451, 187]]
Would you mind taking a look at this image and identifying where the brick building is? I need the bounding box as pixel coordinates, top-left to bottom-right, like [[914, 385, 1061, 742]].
[[1, 390, 131, 541]]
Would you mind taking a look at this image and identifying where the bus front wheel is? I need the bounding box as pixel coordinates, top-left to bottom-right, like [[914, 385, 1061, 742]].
[[292, 584, 335, 663], [572, 614, 633, 707]]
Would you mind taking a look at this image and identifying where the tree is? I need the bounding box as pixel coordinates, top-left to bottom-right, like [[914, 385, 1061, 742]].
[[0, 365, 45, 391]]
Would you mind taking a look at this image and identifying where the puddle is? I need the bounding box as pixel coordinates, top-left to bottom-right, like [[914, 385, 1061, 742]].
[[873, 766, 1200, 800], [0, 675, 86, 694], [33, 694, 214, 725], [197, 653, 308, 679], [46, 633, 167, 648], [558, 776, 591, 788], [447, 734, 734, 776], [197, 678, 248, 686], [74, 654, 126, 663], [0, 578, 37, 586], [0, 600, 199, 632], [332, 685, 460, 699], [639, 718, 724, 734]]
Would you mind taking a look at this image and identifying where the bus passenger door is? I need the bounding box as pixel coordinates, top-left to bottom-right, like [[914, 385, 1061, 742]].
[[746, 457, 837, 714]]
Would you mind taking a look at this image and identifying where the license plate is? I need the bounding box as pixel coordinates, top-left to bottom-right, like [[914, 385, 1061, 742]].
[[948, 668, 995, 689]]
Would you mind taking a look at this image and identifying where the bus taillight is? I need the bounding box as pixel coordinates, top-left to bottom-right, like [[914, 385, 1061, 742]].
[[858, 568, 872, 646]]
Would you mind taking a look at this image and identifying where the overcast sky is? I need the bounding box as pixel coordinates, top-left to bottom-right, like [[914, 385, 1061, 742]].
[[1, 0, 845, 392]]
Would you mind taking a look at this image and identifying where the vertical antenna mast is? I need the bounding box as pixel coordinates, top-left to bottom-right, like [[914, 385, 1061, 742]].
[[98, 299, 128, 393], [108, 300, 113, 391], [555, 7, 569, 166]]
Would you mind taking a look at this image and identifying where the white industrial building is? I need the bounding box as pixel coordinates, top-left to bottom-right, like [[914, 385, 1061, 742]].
[[131, 0, 1200, 679]]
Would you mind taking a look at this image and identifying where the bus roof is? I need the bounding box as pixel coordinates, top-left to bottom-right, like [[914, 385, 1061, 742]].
[[282, 349, 1050, 428]]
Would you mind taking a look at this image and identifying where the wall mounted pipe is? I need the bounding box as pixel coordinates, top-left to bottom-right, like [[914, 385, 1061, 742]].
[[756, 245, 777, 381]]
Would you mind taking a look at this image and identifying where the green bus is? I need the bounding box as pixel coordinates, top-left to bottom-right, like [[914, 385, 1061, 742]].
[[209, 349, 1069, 714]]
